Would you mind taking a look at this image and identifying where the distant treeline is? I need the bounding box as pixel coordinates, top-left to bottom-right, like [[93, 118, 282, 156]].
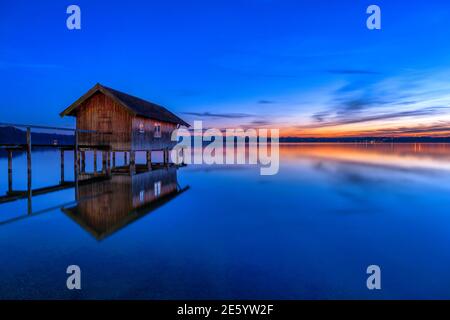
[[1, 126, 449, 148], [0, 126, 74, 146]]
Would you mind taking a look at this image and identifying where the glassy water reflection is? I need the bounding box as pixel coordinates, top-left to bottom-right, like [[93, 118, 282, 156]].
[[1, 143, 450, 299]]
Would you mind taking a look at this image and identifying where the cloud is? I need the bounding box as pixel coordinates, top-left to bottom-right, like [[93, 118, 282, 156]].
[[183, 111, 254, 119], [303, 106, 447, 129], [258, 100, 276, 104]]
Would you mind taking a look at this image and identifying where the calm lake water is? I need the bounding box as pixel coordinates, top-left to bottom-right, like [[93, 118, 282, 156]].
[[1, 143, 450, 299]]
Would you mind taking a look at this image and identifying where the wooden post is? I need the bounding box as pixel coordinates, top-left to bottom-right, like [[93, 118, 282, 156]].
[[146, 151, 152, 170], [74, 130, 79, 177], [7, 150, 13, 193], [81, 151, 86, 173], [102, 151, 107, 173], [26, 127, 32, 214], [60, 149, 65, 183], [93, 150, 97, 172], [164, 148, 169, 167], [106, 151, 111, 176], [124, 151, 128, 165], [74, 130, 79, 200], [112, 152, 116, 169], [130, 151, 136, 175]]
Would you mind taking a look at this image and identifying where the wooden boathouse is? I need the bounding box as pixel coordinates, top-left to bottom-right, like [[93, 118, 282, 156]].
[[60, 83, 190, 173]]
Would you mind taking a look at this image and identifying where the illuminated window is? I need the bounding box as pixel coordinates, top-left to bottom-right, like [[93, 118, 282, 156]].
[[154, 181, 161, 197], [139, 122, 145, 134], [154, 123, 161, 138]]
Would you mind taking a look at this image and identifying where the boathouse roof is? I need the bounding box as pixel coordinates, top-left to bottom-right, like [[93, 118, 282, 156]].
[[60, 83, 190, 127]]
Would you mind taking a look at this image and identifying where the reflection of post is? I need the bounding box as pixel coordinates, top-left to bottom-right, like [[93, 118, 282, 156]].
[[130, 151, 136, 175], [146, 151, 152, 170], [7, 150, 13, 193], [93, 149, 97, 172], [26, 128, 32, 215], [60, 149, 65, 183], [181, 148, 185, 165]]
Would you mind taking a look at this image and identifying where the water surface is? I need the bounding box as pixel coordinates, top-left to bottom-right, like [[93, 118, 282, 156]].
[[1, 143, 450, 299]]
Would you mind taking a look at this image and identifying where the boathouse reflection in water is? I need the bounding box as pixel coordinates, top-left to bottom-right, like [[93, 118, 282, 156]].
[[63, 167, 188, 240]]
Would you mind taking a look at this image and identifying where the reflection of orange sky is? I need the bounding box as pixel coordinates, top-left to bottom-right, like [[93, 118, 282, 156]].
[[279, 143, 450, 171]]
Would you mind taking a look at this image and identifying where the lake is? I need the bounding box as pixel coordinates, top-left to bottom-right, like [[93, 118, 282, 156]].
[[1, 143, 450, 299]]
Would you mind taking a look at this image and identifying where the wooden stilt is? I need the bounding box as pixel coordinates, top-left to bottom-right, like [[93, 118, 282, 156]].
[[7, 150, 13, 193], [106, 151, 111, 176], [81, 151, 86, 173], [102, 151, 107, 173], [26, 128, 32, 214], [146, 150, 152, 170], [93, 150, 97, 172], [130, 151, 136, 175], [74, 130, 79, 200], [60, 149, 65, 183], [164, 148, 169, 167], [74, 130, 79, 176]]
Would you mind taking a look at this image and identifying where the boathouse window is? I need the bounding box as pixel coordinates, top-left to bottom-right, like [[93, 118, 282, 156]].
[[154, 123, 161, 138], [139, 122, 145, 134], [154, 181, 161, 197]]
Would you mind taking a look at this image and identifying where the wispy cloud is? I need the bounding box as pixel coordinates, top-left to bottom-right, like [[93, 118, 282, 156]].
[[183, 111, 254, 119], [258, 100, 276, 104], [304, 106, 447, 129]]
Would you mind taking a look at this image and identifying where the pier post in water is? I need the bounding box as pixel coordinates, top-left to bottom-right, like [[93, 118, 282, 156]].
[[130, 151, 136, 175], [60, 149, 65, 183], [74, 130, 79, 200], [124, 151, 128, 165], [7, 149, 13, 193], [112, 152, 116, 169], [74, 130, 79, 176], [146, 151, 152, 170], [93, 150, 97, 172], [102, 151, 107, 173], [106, 151, 111, 176], [81, 151, 86, 173], [163, 148, 169, 167], [26, 127, 32, 214]]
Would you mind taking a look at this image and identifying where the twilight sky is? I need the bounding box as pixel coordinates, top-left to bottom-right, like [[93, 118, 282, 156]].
[[1, 0, 450, 137]]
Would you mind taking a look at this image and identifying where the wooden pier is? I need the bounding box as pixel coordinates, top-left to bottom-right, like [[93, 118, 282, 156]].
[[1, 123, 182, 215]]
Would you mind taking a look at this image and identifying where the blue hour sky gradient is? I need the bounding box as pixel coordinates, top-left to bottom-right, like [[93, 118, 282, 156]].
[[1, 0, 450, 136]]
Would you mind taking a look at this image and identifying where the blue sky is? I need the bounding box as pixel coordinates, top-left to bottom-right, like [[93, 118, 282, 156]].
[[1, 0, 450, 136]]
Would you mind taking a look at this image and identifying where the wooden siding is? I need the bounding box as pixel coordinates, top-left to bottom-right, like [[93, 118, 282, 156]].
[[76, 92, 132, 150], [131, 116, 177, 150]]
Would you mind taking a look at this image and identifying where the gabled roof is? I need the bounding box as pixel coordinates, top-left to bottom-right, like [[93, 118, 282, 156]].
[[60, 83, 190, 127]]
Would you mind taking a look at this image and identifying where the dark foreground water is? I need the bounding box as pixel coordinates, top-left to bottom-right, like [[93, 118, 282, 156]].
[[1, 143, 450, 299]]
